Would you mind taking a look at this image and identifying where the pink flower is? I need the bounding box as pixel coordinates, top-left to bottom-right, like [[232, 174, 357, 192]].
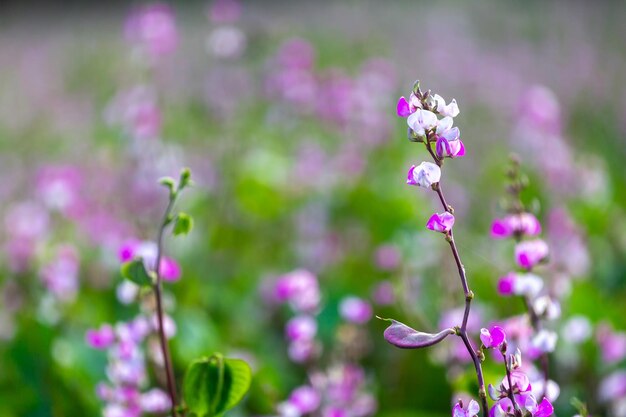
[[289, 386, 321, 414], [125, 3, 178, 57], [208, 0, 242, 24], [407, 162, 441, 188], [480, 326, 506, 349], [374, 244, 401, 271], [40, 245, 80, 302], [491, 214, 542, 239], [285, 315, 317, 342], [426, 212, 455, 233], [371, 280, 395, 305], [160, 257, 181, 281], [139, 388, 171, 413], [453, 400, 480, 417], [274, 269, 320, 313], [288, 339, 318, 363], [497, 272, 516, 296], [339, 296, 373, 324], [515, 239, 549, 269], [526, 397, 554, 417], [86, 324, 116, 349], [501, 370, 531, 393]]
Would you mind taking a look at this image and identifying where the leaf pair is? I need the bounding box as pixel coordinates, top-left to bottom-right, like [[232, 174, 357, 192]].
[[183, 354, 252, 417]]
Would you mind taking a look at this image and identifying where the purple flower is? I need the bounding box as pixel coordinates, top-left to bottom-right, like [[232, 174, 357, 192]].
[[435, 116, 464, 158], [374, 244, 401, 271], [288, 339, 318, 363], [274, 269, 321, 313], [515, 239, 549, 269], [453, 399, 480, 417], [289, 385, 321, 414], [436, 135, 465, 159], [371, 280, 395, 306], [125, 3, 178, 57], [285, 315, 317, 342], [480, 326, 506, 349], [526, 397, 554, 417], [426, 212, 455, 233], [139, 388, 171, 413], [35, 165, 82, 214], [491, 214, 542, 239], [598, 370, 626, 401], [86, 324, 116, 349], [339, 297, 373, 324], [407, 162, 441, 188], [40, 244, 80, 302]]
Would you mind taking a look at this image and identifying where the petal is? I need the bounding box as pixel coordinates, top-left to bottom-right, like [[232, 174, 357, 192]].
[[436, 116, 453, 134], [534, 398, 554, 417], [406, 165, 417, 185], [452, 404, 465, 417], [396, 96, 411, 117], [490, 326, 506, 347], [491, 219, 511, 238], [382, 318, 454, 349], [480, 328, 492, 347], [456, 140, 465, 156], [467, 400, 480, 416]]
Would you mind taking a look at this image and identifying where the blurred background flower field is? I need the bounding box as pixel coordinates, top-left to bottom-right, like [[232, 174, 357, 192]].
[[1, 1, 626, 416]]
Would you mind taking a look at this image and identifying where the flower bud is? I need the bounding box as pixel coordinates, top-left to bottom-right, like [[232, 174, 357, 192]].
[[480, 326, 506, 349], [426, 212, 455, 233], [515, 239, 549, 269]]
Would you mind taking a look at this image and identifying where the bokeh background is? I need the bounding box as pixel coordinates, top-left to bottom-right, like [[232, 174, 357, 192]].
[[1, 1, 625, 416]]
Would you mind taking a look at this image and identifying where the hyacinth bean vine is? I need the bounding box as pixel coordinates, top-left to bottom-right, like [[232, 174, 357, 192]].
[[87, 169, 252, 417], [383, 81, 556, 417]]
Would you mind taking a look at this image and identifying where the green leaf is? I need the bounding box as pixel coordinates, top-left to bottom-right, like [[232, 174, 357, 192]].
[[183, 354, 252, 417], [120, 258, 153, 287], [174, 212, 193, 236]]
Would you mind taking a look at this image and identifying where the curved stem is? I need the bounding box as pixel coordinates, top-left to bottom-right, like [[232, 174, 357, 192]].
[[426, 141, 489, 417], [154, 197, 179, 416]]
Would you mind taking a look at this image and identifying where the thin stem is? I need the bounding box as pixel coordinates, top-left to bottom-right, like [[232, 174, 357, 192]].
[[154, 197, 179, 416], [502, 352, 522, 417], [524, 296, 550, 399], [425, 140, 488, 417]]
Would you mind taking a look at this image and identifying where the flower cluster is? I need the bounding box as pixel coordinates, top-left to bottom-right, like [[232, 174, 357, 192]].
[[478, 327, 554, 417], [271, 269, 376, 417], [396, 81, 464, 235], [490, 159, 560, 400], [273, 269, 322, 363], [86, 316, 173, 416], [277, 364, 377, 417]]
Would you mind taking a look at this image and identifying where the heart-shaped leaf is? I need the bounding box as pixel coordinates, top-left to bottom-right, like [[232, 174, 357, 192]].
[[120, 258, 153, 287], [380, 317, 455, 349], [174, 212, 194, 236], [183, 353, 252, 417]]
